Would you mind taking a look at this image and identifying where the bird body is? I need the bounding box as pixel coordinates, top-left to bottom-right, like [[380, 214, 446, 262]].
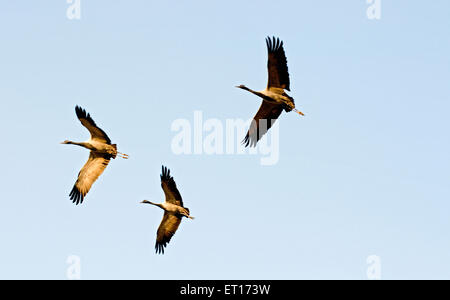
[[62, 140, 117, 157], [143, 201, 192, 219], [241, 86, 295, 110], [237, 37, 304, 147], [141, 166, 194, 254], [62, 106, 128, 205]]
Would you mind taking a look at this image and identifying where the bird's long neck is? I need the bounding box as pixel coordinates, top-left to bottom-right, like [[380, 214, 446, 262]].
[[243, 86, 265, 99], [143, 201, 164, 209], [67, 141, 93, 150]]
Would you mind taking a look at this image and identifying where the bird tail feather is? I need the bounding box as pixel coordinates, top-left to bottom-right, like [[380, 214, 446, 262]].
[[111, 144, 117, 159]]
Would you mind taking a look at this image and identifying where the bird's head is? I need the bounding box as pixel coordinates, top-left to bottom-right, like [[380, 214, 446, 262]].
[[235, 84, 248, 90], [140, 200, 152, 205], [60, 140, 71, 144]]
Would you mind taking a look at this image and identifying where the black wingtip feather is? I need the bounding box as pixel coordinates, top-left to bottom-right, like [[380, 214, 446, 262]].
[[161, 165, 172, 181], [155, 242, 166, 255], [242, 133, 256, 148], [243, 116, 282, 148], [75, 106, 87, 119], [266, 36, 284, 53], [69, 186, 84, 205], [75, 105, 99, 128]]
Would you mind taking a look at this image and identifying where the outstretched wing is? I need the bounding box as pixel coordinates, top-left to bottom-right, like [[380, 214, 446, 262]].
[[75, 106, 112, 144], [69, 152, 111, 205], [155, 212, 182, 254], [266, 36, 290, 91], [243, 101, 283, 148], [160, 166, 183, 207]]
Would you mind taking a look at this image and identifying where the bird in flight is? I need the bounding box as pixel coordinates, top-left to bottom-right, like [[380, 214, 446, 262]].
[[236, 36, 304, 147], [61, 106, 128, 205], [141, 166, 194, 254]]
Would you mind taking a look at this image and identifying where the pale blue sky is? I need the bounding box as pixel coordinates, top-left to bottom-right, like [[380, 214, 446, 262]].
[[0, 1, 449, 279]]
